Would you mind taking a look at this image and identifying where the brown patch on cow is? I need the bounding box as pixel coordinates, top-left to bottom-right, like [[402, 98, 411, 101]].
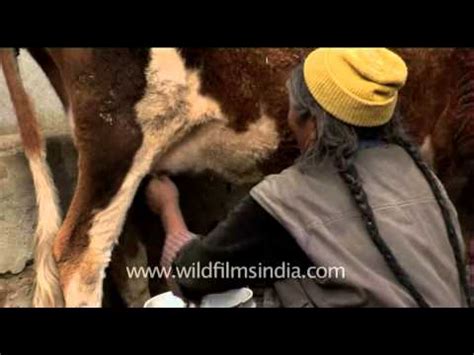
[[451, 50, 474, 175], [435, 49, 474, 248], [180, 48, 310, 174], [394, 48, 457, 143], [180, 49, 309, 132], [48, 49, 150, 268]]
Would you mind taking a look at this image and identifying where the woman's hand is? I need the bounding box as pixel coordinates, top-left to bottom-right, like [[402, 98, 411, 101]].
[[146, 175, 188, 236], [146, 175, 180, 216]]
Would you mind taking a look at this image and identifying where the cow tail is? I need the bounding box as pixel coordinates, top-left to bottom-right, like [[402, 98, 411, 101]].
[[0, 48, 64, 307]]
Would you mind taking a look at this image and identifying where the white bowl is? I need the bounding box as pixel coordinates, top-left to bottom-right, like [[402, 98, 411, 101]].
[[144, 288, 255, 308], [200, 288, 254, 308], [144, 292, 187, 308]]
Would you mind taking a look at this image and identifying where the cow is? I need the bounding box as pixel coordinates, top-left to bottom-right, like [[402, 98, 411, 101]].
[[1, 48, 472, 307]]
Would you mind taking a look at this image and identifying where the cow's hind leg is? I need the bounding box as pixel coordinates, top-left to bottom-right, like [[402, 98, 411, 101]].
[[57, 125, 207, 307], [55, 116, 217, 306], [54, 144, 153, 307]]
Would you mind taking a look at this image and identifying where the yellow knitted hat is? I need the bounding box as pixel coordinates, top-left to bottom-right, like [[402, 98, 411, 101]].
[[303, 48, 408, 127]]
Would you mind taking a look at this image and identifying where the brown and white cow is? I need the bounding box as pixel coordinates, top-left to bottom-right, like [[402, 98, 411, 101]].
[[1, 48, 473, 307]]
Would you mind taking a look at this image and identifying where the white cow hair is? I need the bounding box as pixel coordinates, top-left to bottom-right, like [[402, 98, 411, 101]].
[[29, 154, 64, 307], [159, 114, 280, 183]]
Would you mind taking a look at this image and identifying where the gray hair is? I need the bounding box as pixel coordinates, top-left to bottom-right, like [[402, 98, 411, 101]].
[[287, 64, 405, 167]]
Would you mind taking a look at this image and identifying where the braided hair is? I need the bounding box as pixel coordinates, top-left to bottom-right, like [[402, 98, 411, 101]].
[[386, 121, 472, 307], [288, 64, 471, 307]]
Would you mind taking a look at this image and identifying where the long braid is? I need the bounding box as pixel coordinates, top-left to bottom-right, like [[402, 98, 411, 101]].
[[335, 149, 430, 307], [393, 136, 472, 307]]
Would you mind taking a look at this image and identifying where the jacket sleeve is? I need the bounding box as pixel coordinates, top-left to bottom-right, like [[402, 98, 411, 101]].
[[172, 194, 311, 300]]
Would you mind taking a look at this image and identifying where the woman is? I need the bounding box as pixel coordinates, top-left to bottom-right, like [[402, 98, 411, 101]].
[[146, 48, 470, 307]]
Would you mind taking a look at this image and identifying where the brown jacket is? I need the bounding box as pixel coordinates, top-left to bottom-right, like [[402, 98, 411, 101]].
[[251, 144, 468, 307]]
